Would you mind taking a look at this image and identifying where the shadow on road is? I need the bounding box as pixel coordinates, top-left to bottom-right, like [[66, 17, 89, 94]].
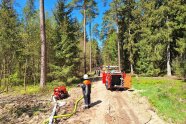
[[90, 100, 102, 108], [110, 88, 135, 92]]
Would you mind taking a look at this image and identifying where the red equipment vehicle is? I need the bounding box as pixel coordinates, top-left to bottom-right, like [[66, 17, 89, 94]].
[[102, 66, 131, 90], [53, 86, 69, 100]]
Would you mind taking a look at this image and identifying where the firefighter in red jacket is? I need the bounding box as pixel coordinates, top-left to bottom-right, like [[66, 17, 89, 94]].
[[78, 74, 91, 108]]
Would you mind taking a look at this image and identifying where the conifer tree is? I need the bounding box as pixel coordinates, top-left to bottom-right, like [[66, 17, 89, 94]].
[[0, 0, 20, 91], [40, 0, 47, 88], [50, 0, 80, 83], [69, 0, 98, 74]]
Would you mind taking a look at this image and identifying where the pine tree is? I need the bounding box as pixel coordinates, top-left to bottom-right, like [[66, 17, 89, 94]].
[[102, 32, 118, 65], [69, 0, 98, 74], [0, 0, 20, 91], [50, 0, 80, 83], [21, 0, 40, 89], [39, 0, 47, 88], [84, 1, 98, 73]]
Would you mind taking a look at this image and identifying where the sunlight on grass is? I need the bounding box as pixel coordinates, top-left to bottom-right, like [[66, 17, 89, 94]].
[[11, 80, 80, 95], [132, 77, 186, 123]]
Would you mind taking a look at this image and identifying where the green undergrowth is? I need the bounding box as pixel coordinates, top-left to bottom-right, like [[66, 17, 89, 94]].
[[132, 77, 186, 123], [5, 79, 81, 95]]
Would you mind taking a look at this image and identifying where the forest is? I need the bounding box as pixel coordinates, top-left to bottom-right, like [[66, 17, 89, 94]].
[[0, 0, 185, 91]]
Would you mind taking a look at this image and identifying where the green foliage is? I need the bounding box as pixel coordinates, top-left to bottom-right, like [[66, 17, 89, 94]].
[[0, 0, 83, 91], [133, 77, 186, 123], [86, 39, 101, 71], [20, 0, 40, 85], [12, 82, 62, 95], [0, 0, 21, 91], [172, 57, 186, 78], [101, 0, 186, 77], [135, 0, 186, 76], [102, 32, 118, 65], [9, 72, 23, 85], [0, 0, 185, 92], [48, 0, 80, 84]]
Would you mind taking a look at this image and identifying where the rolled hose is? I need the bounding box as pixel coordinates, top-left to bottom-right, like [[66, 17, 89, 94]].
[[43, 96, 83, 124]]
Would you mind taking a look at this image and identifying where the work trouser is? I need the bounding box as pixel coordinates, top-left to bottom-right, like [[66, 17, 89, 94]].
[[81, 83, 91, 106], [84, 94, 91, 106]]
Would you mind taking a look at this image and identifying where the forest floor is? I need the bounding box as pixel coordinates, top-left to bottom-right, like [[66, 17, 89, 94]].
[[0, 79, 167, 124]]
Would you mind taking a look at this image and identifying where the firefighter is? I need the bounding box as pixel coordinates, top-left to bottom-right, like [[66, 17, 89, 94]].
[[78, 74, 91, 109]]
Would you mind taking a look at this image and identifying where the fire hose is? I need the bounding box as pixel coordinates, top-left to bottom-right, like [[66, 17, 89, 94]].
[[43, 96, 83, 124]]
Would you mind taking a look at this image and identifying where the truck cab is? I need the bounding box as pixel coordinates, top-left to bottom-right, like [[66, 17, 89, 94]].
[[102, 66, 131, 90]]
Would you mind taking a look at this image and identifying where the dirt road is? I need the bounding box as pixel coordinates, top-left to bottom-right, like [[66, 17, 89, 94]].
[[65, 80, 166, 124]]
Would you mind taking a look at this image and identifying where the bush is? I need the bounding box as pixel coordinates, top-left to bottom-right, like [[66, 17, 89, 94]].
[[172, 58, 186, 79]]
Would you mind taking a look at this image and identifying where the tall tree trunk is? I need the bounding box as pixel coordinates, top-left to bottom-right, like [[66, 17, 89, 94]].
[[114, 0, 121, 71], [116, 16, 121, 71], [89, 23, 92, 73], [129, 28, 133, 74], [166, 16, 172, 76], [0, 64, 2, 88], [7, 67, 11, 92], [117, 29, 121, 72], [83, 4, 87, 74], [40, 0, 47, 88], [24, 59, 28, 91], [167, 43, 172, 76], [130, 64, 134, 75], [3, 58, 7, 92], [3, 59, 6, 89], [18, 62, 22, 86], [32, 57, 36, 86], [6, 60, 9, 92]]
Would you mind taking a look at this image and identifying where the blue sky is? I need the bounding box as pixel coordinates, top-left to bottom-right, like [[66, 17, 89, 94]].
[[14, 0, 112, 46]]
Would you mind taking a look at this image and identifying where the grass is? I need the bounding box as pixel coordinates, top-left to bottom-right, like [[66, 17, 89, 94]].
[[8, 80, 79, 95], [132, 77, 186, 123]]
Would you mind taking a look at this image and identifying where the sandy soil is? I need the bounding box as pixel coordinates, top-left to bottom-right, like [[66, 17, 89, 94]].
[[0, 80, 167, 124], [65, 80, 166, 124]]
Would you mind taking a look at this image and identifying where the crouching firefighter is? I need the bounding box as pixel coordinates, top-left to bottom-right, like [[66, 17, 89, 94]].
[[78, 74, 91, 109]]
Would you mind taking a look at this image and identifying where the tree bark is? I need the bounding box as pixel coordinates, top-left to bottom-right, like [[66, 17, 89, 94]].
[[167, 43, 172, 76], [6, 60, 9, 92], [32, 58, 36, 86], [166, 16, 172, 76], [114, 0, 121, 72], [129, 28, 133, 74], [89, 23, 92, 73], [0, 64, 2, 87], [24, 59, 27, 91], [116, 15, 121, 71], [40, 0, 47, 88], [83, 4, 87, 74], [130, 64, 134, 75], [2, 58, 7, 92], [7, 67, 11, 92], [3, 59, 6, 89], [117, 29, 121, 72]]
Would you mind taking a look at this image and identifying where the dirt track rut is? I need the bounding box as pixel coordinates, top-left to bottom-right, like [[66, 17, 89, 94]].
[[66, 81, 166, 124]]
